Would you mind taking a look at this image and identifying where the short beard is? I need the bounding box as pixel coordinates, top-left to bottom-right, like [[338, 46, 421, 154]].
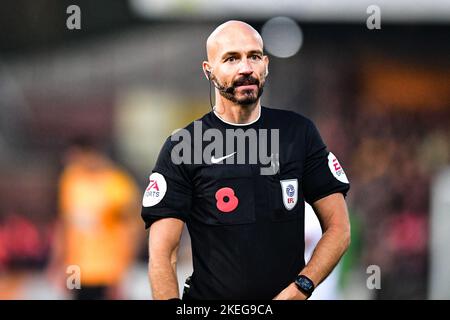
[[221, 86, 264, 106], [212, 75, 265, 106]]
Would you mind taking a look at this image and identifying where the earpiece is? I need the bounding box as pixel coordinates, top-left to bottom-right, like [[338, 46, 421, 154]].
[[265, 66, 269, 77]]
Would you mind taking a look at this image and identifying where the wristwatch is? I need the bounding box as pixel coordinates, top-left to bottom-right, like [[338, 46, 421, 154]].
[[294, 275, 315, 298]]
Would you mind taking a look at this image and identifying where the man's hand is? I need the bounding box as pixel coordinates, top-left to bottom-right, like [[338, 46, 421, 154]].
[[273, 283, 308, 300]]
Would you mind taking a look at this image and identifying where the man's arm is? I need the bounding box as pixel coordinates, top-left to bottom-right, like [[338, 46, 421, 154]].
[[148, 217, 184, 299], [274, 193, 351, 300]]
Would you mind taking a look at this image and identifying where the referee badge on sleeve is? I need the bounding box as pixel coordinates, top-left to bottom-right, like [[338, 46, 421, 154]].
[[328, 152, 349, 184], [143, 172, 167, 207], [280, 179, 298, 210]]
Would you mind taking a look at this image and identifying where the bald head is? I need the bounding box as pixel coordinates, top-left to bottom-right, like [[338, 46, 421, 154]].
[[202, 21, 269, 107], [206, 20, 264, 62]]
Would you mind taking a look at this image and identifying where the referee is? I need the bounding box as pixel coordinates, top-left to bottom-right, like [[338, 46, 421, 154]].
[[141, 21, 351, 300]]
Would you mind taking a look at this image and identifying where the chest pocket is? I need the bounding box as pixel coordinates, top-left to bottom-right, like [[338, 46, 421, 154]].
[[195, 165, 256, 225], [266, 159, 303, 222]]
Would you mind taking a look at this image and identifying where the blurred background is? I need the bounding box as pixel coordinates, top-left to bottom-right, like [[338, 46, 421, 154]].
[[1, 0, 449, 299]]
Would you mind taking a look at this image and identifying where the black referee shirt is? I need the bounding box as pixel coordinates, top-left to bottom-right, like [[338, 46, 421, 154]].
[[141, 106, 350, 299]]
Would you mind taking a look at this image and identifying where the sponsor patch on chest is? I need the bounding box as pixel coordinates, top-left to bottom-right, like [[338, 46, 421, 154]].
[[280, 178, 298, 210]]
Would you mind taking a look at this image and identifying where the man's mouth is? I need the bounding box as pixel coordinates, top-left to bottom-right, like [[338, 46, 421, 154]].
[[235, 84, 258, 91], [233, 78, 259, 89]]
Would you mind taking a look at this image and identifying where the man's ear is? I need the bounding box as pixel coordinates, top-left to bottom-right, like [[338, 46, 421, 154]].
[[202, 61, 211, 80], [264, 55, 269, 77]]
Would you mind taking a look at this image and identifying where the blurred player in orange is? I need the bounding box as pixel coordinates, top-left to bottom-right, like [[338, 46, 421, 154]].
[[49, 137, 141, 299]]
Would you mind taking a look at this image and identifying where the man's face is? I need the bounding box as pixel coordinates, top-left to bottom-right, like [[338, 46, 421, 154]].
[[207, 31, 269, 106]]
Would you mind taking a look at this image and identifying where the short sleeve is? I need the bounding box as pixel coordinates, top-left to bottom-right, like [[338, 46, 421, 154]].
[[141, 138, 193, 229], [302, 120, 350, 205]]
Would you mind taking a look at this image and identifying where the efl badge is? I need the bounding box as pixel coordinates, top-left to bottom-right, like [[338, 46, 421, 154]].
[[327, 152, 349, 184], [143, 172, 167, 207], [280, 179, 298, 211]]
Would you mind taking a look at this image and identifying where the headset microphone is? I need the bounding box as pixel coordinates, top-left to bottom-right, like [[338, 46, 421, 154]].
[[206, 68, 234, 111], [206, 69, 215, 111], [208, 69, 230, 93]]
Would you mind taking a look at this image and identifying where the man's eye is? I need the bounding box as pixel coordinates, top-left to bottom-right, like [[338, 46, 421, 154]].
[[251, 55, 262, 60], [226, 57, 236, 62]]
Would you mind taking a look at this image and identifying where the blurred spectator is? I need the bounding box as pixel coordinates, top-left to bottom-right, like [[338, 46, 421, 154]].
[[47, 137, 142, 300], [0, 213, 49, 270], [0, 213, 52, 299]]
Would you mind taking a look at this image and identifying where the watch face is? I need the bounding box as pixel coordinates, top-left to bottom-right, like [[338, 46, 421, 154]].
[[298, 277, 313, 290], [295, 275, 314, 293]]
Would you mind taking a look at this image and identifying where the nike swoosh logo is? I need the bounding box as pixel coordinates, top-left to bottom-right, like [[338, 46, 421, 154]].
[[211, 152, 236, 164]]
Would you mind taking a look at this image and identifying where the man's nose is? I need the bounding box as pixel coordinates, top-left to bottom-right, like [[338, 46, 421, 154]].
[[238, 59, 253, 75]]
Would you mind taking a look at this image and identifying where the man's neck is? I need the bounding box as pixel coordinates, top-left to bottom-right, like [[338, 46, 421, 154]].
[[214, 98, 261, 125]]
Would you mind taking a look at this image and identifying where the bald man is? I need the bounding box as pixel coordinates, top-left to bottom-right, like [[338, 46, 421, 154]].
[[203, 20, 268, 118], [141, 21, 351, 300]]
